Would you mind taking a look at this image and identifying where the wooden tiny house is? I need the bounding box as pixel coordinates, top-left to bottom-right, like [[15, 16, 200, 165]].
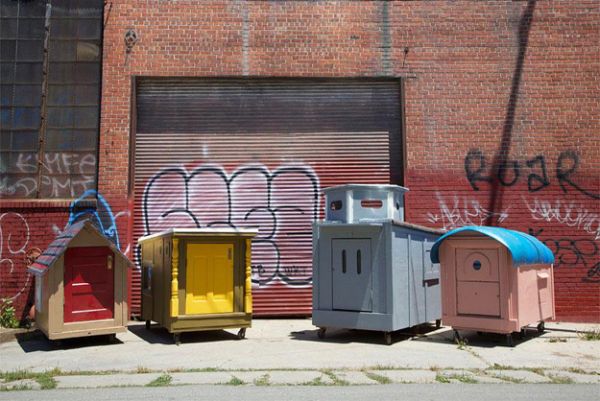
[[138, 228, 257, 344], [28, 220, 132, 341], [431, 226, 555, 346]]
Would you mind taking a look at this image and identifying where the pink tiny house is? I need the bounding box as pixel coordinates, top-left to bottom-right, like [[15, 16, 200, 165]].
[[431, 226, 555, 346]]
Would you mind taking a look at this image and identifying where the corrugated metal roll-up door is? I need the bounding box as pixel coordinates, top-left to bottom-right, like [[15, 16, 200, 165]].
[[133, 78, 402, 316]]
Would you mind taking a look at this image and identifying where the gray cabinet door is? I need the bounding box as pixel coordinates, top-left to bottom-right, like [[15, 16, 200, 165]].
[[331, 239, 372, 312]]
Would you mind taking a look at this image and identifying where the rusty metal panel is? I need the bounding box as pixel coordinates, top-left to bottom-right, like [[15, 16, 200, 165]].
[[133, 78, 401, 316]]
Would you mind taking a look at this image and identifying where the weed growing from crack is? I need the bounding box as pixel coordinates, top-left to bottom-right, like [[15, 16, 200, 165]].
[[364, 371, 392, 384], [226, 376, 245, 386], [146, 373, 172, 387], [578, 328, 600, 341], [322, 370, 349, 386]]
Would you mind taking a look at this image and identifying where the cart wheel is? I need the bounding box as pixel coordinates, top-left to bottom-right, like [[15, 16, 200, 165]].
[[107, 333, 117, 343], [173, 333, 181, 346], [237, 328, 246, 340], [506, 334, 514, 347], [435, 319, 442, 329], [537, 321, 545, 333], [453, 330, 462, 344], [476, 331, 484, 336], [49, 339, 62, 350], [145, 320, 151, 330], [317, 327, 326, 339], [519, 328, 526, 339], [384, 332, 393, 345]]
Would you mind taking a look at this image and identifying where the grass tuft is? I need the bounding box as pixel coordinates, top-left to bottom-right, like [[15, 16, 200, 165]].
[[322, 370, 349, 386], [136, 366, 152, 374], [549, 375, 575, 384], [364, 371, 392, 384], [226, 376, 245, 386], [146, 373, 172, 387], [578, 328, 600, 341]]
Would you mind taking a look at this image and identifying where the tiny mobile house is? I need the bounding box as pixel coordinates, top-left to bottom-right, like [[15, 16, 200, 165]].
[[431, 226, 555, 346], [138, 228, 257, 344], [28, 221, 132, 341]]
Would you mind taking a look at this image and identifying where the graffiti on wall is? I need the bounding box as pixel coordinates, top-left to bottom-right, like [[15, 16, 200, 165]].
[[141, 163, 319, 286], [0, 152, 96, 198], [454, 148, 599, 284], [0, 213, 32, 300], [426, 192, 509, 231], [529, 228, 600, 283], [53, 189, 130, 254], [464, 149, 600, 199], [526, 198, 600, 241]]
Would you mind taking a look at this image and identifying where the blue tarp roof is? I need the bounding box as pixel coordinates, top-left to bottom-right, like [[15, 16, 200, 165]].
[[430, 226, 554, 266]]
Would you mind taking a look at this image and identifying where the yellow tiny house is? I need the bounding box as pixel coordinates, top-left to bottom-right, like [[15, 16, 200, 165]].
[[138, 228, 257, 344]]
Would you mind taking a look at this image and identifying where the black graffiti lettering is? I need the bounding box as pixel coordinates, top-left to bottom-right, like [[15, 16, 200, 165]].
[[464, 149, 492, 191], [529, 228, 599, 283], [556, 150, 600, 200], [498, 159, 520, 187], [587, 263, 600, 280], [465, 149, 598, 199], [252, 264, 266, 275], [526, 155, 550, 192]]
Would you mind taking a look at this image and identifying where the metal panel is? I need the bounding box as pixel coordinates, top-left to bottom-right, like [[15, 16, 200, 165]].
[[331, 239, 372, 312], [134, 78, 401, 316]]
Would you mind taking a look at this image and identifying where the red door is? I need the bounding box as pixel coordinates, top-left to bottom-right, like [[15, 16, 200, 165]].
[[64, 247, 114, 323]]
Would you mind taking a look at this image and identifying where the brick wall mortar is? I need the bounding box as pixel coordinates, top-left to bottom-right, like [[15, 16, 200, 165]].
[[3, 0, 598, 322]]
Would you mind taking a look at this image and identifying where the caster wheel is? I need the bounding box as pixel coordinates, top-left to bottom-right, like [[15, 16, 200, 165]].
[[537, 321, 545, 333], [237, 328, 246, 340], [384, 332, 393, 345], [453, 330, 462, 343], [435, 319, 442, 329], [506, 334, 514, 347], [145, 320, 151, 330], [49, 339, 62, 350], [476, 331, 484, 336], [107, 333, 117, 343], [173, 333, 181, 346], [317, 327, 326, 339]]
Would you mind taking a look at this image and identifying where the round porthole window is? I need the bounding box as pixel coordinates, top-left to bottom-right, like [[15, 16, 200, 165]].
[[473, 260, 482, 271]]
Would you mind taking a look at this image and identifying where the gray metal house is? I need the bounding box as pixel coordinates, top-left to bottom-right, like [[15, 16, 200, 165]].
[[312, 185, 443, 344]]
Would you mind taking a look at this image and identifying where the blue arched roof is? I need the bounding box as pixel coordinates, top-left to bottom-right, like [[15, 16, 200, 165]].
[[430, 226, 554, 266]]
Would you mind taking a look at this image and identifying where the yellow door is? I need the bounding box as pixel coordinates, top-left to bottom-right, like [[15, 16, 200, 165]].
[[185, 243, 234, 314]]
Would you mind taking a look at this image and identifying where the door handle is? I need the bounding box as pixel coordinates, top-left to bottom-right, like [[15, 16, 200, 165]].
[[423, 278, 439, 287], [107, 255, 113, 270]]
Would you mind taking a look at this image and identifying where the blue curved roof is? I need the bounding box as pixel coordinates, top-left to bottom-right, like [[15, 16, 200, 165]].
[[430, 226, 554, 266]]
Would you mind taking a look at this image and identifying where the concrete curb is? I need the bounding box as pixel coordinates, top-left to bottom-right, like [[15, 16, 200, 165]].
[[1, 368, 597, 391]]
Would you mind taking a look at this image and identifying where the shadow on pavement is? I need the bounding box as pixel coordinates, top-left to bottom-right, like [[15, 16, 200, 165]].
[[289, 323, 440, 345], [412, 327, 546, 348], [16, 330, 122, 353], [127, 323, 239, 345]]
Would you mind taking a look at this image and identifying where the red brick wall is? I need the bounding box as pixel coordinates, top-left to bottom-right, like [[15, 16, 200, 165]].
[[3, 1, 597, 322], [0, 202, 72, 320], [97, 0, 600, 323]]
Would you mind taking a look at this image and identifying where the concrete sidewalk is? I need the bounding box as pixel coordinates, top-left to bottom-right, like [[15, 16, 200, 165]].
[[1, 320, 599, 390]]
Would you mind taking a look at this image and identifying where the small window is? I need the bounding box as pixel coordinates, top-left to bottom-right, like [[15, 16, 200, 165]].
[[360, 199, 383, 208], [330, 200, 343, 211], [341, 250, 346, 274], [357, 249, 362, 275]]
